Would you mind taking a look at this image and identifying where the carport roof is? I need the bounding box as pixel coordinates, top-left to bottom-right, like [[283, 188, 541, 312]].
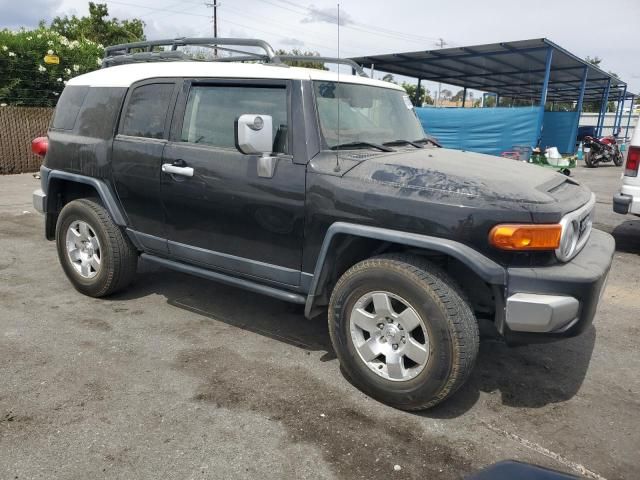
[[351, 38, 633, 103]]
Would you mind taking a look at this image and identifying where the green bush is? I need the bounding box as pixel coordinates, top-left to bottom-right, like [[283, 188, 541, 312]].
[[0, 27, 104, 107]]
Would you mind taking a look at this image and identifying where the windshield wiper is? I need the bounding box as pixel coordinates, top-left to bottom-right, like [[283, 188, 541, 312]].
[[330, 141, 395, 152], [383, 139, 424, 149], [414, 136, 442, 147]]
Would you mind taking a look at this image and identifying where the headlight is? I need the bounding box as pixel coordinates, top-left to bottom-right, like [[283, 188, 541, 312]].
[[556, 219, 579, 261]]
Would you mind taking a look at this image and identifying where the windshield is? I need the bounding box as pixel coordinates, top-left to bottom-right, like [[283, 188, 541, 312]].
[[313, 81, 425, 149]]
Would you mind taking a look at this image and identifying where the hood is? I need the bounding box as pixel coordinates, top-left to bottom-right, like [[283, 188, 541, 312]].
[[340, 147, 591, 210]]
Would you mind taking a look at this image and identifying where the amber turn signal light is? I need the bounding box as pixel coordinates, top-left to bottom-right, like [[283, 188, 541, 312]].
[[489, 224, 562, 251]]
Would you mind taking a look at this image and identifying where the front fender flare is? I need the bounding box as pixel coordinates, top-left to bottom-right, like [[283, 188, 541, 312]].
[[304, 222, 506, 318]]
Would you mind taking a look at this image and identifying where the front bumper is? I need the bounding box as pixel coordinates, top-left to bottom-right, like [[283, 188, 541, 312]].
[[33, 189, 46, 214], [502, 229, 614, 343]]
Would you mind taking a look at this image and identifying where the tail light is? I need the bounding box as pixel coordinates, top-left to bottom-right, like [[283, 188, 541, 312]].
[[31, 136, 48, 157], [625, 146, 640, 177]]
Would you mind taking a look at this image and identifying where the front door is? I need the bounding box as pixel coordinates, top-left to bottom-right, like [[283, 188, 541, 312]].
[[160, 80, 306, 287]]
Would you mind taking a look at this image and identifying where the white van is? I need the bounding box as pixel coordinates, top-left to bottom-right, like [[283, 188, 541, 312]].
[[613, 125, 640, 216]]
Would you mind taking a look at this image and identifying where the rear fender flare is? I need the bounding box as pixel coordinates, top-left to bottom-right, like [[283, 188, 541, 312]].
[[44, 167, 128, 226]]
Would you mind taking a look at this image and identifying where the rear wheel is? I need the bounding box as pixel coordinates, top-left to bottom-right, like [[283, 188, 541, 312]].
[[56, 198, 138, 297], [328, 254, 479, 410], [584, 151, 597, 168]]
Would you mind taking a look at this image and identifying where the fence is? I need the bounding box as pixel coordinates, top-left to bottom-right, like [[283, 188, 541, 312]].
[[0, 106, 53, 175], [579, 112, 639, 139]]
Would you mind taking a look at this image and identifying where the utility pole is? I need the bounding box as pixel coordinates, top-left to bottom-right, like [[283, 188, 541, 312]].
[[204, 1, 219, 56], [435, 38, 447, 107]]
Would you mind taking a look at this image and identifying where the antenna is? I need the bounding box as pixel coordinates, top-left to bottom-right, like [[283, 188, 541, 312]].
[[334, 2, 341, 172]]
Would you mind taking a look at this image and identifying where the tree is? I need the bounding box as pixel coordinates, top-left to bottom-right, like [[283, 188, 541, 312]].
[[48, 2, 145, 46], [583, 55, 620, 113], [585, 56, 602, 67], [401, 82, 433, 106], [381, 73, 396, 84], [0, 3, 145, 107], [483, 95, 496, 108], [274, 49, 327, 70], [451, 89, 465, 102], [439, 89, 452, 101]]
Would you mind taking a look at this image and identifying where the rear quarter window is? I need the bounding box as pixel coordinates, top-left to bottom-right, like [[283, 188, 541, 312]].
[[51, 86, 90, 130], [119, 83, 175, 139]]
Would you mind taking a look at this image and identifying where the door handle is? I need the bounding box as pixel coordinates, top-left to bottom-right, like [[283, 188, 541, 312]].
[[162, 163, 194, 177]]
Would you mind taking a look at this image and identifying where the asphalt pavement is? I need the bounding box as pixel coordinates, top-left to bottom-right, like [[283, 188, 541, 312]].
[[0, 164, 638, 479]]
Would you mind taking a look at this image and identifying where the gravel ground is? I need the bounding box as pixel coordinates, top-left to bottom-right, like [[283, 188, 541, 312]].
[[0, 164, 638, 479]]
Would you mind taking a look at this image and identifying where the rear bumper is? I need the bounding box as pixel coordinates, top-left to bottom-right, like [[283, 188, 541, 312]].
[[503, 229, 614, 343], [33, 189, 46, 214], [613, 192, 632, 214], [614, 183, 640, 216]]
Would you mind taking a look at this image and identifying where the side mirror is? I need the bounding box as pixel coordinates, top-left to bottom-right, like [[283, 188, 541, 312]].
[[235, 114, 273, 155]]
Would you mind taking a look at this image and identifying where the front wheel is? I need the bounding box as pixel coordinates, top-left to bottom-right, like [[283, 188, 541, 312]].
[[613, 149, 624, 166], [328, 254, 479, 410], [55, 198, 138, 297]]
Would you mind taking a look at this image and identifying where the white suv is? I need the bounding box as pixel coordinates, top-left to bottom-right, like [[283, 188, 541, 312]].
[[613, 125, 640, 216]]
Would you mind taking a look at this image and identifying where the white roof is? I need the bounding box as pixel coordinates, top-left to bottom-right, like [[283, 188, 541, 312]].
[[67, 61, 403, 90]]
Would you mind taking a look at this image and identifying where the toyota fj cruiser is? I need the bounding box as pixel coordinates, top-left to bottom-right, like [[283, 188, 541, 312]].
[[32, 38, 614, 410]]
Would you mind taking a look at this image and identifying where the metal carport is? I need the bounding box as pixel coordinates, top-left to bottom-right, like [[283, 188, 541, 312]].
[[351, 38, 635, 155]]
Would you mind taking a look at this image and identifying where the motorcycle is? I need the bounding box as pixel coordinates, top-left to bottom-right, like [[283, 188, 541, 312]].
[[582, 134, 623, 168]]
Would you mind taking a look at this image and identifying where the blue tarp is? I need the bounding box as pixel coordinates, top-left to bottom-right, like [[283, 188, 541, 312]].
[[415, 106, 541, 156], [540, 111, 579, 154]]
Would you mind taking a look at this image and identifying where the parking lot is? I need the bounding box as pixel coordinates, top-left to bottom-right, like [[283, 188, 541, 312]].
[[0, 165, 638, 479]]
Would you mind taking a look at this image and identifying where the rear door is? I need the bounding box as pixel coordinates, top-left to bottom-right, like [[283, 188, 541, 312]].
[[111, 79, 180, 253], [160, 79, 306, 287]]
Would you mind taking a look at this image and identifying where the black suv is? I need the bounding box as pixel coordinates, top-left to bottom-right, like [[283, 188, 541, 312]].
[[32, 38, 614, 410]]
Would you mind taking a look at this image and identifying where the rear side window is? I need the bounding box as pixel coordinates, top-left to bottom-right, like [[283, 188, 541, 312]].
[[52, 86, 89, 130], [120, 83, 174, 139], [181, 85, 288, 153]]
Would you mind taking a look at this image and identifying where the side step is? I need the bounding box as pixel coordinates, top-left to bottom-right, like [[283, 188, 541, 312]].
[[141, 253, 307, 304]]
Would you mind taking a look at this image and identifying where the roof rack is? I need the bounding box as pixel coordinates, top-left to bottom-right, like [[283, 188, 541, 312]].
[[273, 55, 368, 77], [103, 37, 277, 68], [101, 37, 368, 77]]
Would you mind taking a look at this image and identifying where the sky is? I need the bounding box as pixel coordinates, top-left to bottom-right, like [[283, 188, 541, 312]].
[[1, 0, 639, 96]]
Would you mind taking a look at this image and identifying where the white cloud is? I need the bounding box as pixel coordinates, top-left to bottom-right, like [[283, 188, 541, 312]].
[[301, 5, 353, 26]]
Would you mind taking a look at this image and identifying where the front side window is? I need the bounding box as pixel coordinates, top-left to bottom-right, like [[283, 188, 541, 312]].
[[181, 85, 288, 153], [120, 83, 174, 139], [313, 81, 425, 148]]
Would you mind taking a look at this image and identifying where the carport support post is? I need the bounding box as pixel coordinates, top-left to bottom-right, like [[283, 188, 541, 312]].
[[535, 47, 553, 147], [614, 86, 627, 136], [570, 66, 589, 153], [462, 87, 467, 107], [596, 79, 611, 137], [415, 78, 422, 106], [625, 94, 635, 139]]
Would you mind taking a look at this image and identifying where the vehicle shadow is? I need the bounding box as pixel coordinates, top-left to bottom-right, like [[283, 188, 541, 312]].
[[422, 324, 596, 419], [110, 259, 596, 416], [109, 259, 336, 360], [611, 219, 640, 254]]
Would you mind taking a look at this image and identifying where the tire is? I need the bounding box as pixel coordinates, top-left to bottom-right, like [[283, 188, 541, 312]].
[[613, 150, 624, 167], [584, 151, 596, 168], [55, 198, 138, 297], [328, 254, 479, 410]]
